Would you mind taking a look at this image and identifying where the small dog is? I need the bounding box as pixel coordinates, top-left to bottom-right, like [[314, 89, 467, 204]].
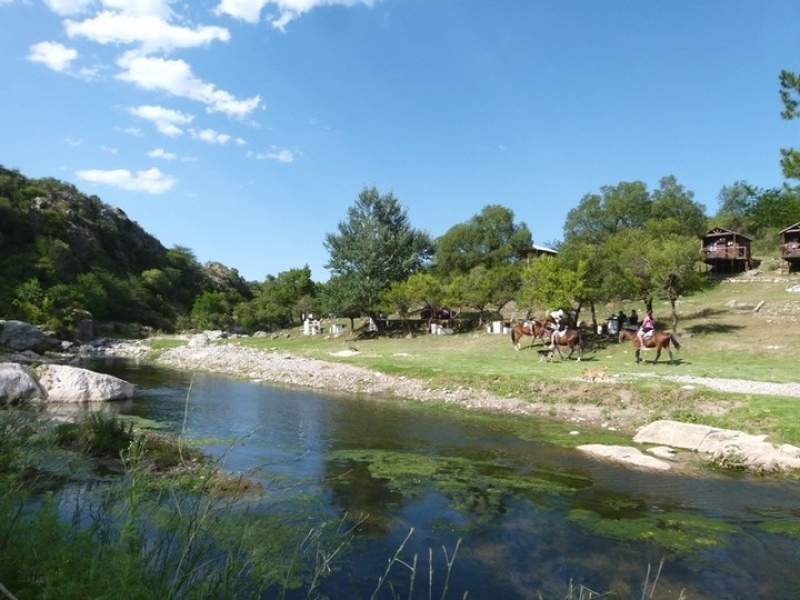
[[581, 367, 607, 381], [537, 348, 556, 362]]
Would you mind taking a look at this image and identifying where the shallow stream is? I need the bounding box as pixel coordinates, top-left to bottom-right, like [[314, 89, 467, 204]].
[[89, 359, 800, 599]]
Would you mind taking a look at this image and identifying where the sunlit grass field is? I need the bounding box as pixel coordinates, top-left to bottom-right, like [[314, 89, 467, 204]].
[[236, 272, 800, 386], [210, 267, 800, 443]]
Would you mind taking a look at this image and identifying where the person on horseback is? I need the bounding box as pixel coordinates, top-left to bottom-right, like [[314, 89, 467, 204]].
[[548, 308, 565, 349], [637, 310, 655, 343]]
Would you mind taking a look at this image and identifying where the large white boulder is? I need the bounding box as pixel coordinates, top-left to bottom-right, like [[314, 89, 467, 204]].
[[0, 362, 45, 405], [36, 364, 135, 402], [577, 444, 671, 471]]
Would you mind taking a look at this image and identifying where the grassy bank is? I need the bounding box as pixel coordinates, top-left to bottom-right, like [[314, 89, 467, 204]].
[[228, 273, 800, 445]]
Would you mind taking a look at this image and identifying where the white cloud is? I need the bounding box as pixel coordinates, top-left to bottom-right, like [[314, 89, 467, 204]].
[[118, 54, 262, 118], [43, 0, 94, 16], [117, 126, 144, 136], [214, 0, 268, 24], [27, 41, 78, 72], [128, 104, 194, 136], [147, 147, 177, 159], [65, 11, 230, 53], [215, 0, 376, 30], [190, 128, 239, 144], [76, 167, 176, 193], [247, 147, 295, 163], [102, 0, 174, 18]]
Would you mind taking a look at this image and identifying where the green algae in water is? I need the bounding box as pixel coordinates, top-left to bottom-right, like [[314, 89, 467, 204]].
[[328, 448, 591, 522], [759, 520, 800, 536], [568, 508, 740, 555]]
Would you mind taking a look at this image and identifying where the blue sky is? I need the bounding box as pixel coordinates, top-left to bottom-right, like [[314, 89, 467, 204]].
[[1, 1, 798, 283]]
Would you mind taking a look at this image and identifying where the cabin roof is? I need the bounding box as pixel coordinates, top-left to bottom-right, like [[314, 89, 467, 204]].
[[779, 221, 800, 235], [703, 227, 751, 241], [531, 244, 558, 255]]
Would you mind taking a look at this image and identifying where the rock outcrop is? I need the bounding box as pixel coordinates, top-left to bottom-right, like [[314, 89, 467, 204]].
[[0, 320, 50, 354], [577, 444, 672, 471], [2, 362, 134, 404], [35, 365, 135, 402], [634, 419, 800, 473], [0, 362, 45, 405]]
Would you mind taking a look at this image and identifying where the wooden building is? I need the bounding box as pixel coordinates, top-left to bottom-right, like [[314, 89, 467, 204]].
[[779, 221, 800, 269], [701, 228, 752, 272]]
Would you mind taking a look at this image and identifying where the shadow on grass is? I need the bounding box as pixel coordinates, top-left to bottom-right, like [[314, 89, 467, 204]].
[[684, 323, 745, 335], [682, 307, 730, 320]]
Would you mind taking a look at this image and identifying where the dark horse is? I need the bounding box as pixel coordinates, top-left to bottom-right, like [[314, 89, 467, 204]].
[[618, 328, 681, 364], [510, 320, 548, 350]]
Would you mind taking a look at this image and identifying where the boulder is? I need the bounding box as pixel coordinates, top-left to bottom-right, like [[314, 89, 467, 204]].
[[634, 419, 800, 473], [0, 362, 45, 405], [577, 444, 671, 471], [0, 320, 49, 354], [36, 364, 135, 402]]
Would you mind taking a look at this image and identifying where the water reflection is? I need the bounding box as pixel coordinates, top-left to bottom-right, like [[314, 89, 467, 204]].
[[86, 358, 800, 599]]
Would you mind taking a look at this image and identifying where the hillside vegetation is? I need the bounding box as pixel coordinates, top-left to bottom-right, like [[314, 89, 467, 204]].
[[0, 166, 249, 334]]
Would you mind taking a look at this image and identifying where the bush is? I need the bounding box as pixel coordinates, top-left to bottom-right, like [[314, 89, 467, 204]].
[[55, 412, 134, 458]]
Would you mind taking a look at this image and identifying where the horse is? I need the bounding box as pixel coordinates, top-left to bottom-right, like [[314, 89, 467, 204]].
[[546, 328, 584, 361], [510, 319, 548, 350], [618, 328, 681, 364]]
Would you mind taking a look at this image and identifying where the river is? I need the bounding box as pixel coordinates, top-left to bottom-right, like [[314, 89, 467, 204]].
[[90, 359, 800, 599]]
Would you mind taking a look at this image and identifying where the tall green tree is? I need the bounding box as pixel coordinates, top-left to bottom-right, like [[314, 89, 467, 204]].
[[433, 205, 532, 276], [563, 181, 651, 245], [517, 256, 588, 318], [649, 175, 707, 237], [324, 187, 433, 324], [779, 70, 800, 182]]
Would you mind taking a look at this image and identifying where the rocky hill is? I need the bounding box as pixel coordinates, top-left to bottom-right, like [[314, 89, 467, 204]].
[[0, 165, 249, 332]]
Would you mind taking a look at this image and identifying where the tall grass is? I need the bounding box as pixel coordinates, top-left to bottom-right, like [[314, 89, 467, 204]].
[[0, 409, 480, 599]]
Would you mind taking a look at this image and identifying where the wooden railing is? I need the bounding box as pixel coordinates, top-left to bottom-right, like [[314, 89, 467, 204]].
[[701, 245, 749, 261], [780, 243, 800, 260]]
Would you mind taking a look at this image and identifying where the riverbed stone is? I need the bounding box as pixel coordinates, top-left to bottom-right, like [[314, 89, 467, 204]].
[[633, 420, 721, 450], [577, 444, 671, 471], [0, 320, 49, 353], [0, 362, 45, 405], [35, 364, 135, 402]]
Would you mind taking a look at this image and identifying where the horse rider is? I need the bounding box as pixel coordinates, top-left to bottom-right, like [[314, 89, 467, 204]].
[[548, 308, 566, 348], [637, 310, 655, 344]]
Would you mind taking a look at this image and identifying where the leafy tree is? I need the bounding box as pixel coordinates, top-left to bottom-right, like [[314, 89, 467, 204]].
[[272, 266, 316, 324], [324, 187, 433, 325], [190, 291, 242, 331], [563, 181, 650, 245], [381, 275, 438, 331], [779, 70, 800, 181], [455, 264, 520, 324], [317, 275, 362, 331], [517, 256, 588, 319], [645, 234, 706, 330], [433, 205, 532, 276], [712, 181, 758, 233], [649, 175, 707, 237]]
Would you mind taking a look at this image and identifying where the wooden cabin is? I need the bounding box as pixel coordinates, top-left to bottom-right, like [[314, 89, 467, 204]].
[[779, 221, 800, 269], [529, 244, 558, 258], [701, 228, 752, 272]]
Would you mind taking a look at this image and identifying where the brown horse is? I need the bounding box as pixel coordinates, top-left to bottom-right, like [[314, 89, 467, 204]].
[[546, 328, 584, 361], [510, 320, 548, 350], [618, 328, 681, 364]]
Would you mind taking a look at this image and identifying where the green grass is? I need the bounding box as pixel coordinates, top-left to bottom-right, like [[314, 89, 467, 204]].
[[220, 267, 800, 444]]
